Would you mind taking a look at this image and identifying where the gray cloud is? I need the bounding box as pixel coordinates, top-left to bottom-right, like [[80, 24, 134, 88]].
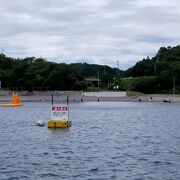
[[0, 0, 180, 70]]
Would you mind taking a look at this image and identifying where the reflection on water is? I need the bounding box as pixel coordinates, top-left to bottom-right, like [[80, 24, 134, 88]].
[[0, 101, 180, 179]]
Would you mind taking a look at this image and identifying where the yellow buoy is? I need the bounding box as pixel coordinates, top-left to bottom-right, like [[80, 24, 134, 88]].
[[48, 120, 56, 128], [0, 92, 22, 107], [48, 102, 71, 128], [48, 120, 71, 128]]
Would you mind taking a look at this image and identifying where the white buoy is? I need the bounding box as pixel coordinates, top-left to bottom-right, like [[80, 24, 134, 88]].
[[37, 121, 45, 127]]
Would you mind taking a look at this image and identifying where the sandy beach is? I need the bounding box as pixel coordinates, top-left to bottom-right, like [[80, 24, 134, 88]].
[[0, 90, 180, 103]]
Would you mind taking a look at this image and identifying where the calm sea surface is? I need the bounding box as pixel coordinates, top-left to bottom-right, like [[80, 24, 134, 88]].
[[0, 101, 180, 180]]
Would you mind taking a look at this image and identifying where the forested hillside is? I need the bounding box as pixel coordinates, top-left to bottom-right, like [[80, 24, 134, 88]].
[[0, 55, 121, 91], [1, 45, 180, 93], [121, 45, 180, 93]]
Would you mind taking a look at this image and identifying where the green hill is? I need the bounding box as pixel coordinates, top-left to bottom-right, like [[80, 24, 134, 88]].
[[0, 55, 122, 91], [122, 45, 180, 94], [1, 45, 180, 93]]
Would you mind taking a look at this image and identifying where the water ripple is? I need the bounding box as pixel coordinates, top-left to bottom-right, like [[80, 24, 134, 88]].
[[1, 102, 180, 179]]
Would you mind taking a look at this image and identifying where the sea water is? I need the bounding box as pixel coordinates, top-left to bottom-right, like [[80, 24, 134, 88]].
[[0, 101, 180, 180]]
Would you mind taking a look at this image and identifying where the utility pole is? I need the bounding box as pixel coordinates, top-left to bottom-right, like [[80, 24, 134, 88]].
[[117, 60, 120, 77], [103, 66, 106, 75], [117, 60, 119, 69], [173, 76, 176, 94], [97, 70, 100, 90]]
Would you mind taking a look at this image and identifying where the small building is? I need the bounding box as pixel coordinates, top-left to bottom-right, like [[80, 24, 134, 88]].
[[85, 77, 101, 87]]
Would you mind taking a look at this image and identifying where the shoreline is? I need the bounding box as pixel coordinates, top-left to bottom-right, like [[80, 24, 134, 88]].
[[0, 93, 180, 103]]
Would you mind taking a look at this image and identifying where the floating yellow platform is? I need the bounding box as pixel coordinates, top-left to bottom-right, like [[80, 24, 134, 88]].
[[48, 120, 71, 128], [0, 103, 22, 107], [0, 92, 22, 107]]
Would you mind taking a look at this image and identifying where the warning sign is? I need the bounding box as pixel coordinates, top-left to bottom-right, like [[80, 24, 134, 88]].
[[51, 105, 69, 120]]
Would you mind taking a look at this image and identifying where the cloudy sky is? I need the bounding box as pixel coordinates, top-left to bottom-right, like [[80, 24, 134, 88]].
[[0, 0, 179, 70]]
